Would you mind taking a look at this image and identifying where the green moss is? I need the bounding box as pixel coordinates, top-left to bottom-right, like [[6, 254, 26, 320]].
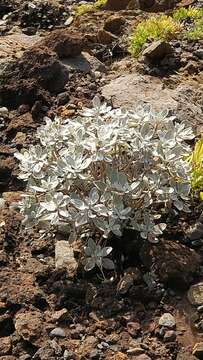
[[75, 0, 107, 17], [129, 15, 180, 57]]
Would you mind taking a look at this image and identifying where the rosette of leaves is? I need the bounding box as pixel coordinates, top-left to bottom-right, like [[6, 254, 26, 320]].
[[15, 97, 194, 272], [84, 238, 114, 275]]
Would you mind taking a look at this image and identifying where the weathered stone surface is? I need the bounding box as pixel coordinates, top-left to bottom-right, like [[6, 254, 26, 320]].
[[62, 52, 106, 74], [102, 74, 177, 112], [97, 29, 118, 45], [55, 240, 78, 277], [139, 240, 200, 288], [0, 33, 39, 69], [52, 308, 68, 322], [15, 310, 43, 344], [37, 30, 84, 58], [193, 342, 203, 358], [188, 283, 203, 306], [134, 355, 152, 360], [164, 330, 176, 342], [194, 49, 203, 60], [104, 15, 125, 35], [142, 40, 173, 61], [0, 336, 12, 356], [159, 313, 176, 328], [0, 269, 44, 305], [102, 74, 202, 132], [49, 327, 66, 338], [177, 349, 198, 360]]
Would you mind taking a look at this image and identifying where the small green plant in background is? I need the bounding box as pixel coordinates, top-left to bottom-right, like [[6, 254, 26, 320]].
[[173, 6, 203, 40], [129, 15, 181, 56], [75, 0, 107, 17], [75, 3, 93, 16], [186, 18, 203, 40], [173, 6, 203, 22], [129, 7, 203, 57], [94, 0, 107, 8], [188, 137, 203, 200]]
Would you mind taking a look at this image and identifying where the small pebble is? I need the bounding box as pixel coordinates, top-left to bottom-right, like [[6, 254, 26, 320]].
[[197, 305, 203, 313], [127, 347, 144, 355], [0, 107, 9, 116], [52, 308, 68, 322], [159, 313, 176, 328], [164, 330, 176, 342], [0, 198, 5, 210], [49, 327, 65, 338], [64, 350, 74, 360], [194, 49, 203, 59]]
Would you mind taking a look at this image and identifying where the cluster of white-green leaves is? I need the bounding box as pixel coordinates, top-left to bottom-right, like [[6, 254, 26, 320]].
[[15, 97, 194, 269]]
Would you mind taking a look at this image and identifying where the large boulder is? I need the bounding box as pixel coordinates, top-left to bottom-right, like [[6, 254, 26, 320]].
[[102, 74, 202, 131]]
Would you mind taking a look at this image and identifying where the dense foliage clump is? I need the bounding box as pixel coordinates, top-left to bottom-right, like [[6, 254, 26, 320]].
[[129, 15, 180, 56], [173, 6, 203, 40], [129, 7, 203, 56], [75, 0, 107, 17], [15, 99, 194, 270]]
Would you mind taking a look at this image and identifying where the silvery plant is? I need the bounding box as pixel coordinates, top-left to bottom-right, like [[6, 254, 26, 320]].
[[15, 97, 194, 272]]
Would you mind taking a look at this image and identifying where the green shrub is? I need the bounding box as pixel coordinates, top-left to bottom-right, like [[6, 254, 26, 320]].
[[75, 3, 93, 17], [129, 15, 180, 56], [173, 6, 203, 40], [186, 18, 203, 40], [173, 6, 203, 22]]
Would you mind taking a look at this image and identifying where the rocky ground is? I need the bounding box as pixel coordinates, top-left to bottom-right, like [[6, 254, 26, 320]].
[[0, 0, 203, 359]]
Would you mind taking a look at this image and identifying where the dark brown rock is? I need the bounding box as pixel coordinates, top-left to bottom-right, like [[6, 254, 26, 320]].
[[37, 30, 84, 58], [138, 0, 155, 9], [0, 45, 69, 108], [164, 330, 176, 342], [126, 322, 141, 337], [15, 310, 43, 344], [104, 0, 132, 10], [97, 29, 118, 45], [104, 15, 125, 35], [142, 40, 173, 61], [0, 268, 44, 305], [0, 157, 15, 190], [140, 240, 200, 288]]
